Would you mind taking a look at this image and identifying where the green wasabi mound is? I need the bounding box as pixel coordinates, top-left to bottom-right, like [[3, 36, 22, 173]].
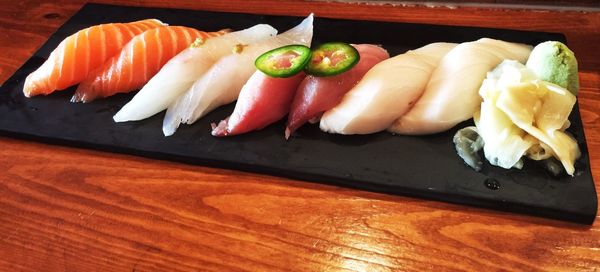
[[526, 41, 579, 95]]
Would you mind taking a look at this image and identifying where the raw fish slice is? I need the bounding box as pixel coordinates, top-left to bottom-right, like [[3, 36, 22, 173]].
[[320, 43, 456, 135], [72, 27, 228, 102], [113, 24, 278, 122], [285, 44, 389, 138], [390, 38, 532, 135], [162, 14, 313, 136], [212, 72, 305, 136], [24, 19, 165, 97]]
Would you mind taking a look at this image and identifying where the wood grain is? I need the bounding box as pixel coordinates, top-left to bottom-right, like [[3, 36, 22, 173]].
[[0, 1, 599, 271]]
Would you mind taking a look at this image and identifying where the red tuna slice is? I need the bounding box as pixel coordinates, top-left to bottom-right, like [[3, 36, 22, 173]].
[[212, 71, 306, 137]]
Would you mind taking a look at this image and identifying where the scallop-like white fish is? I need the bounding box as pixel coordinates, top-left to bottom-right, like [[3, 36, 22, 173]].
[[113, 24, 278, 122], [389, 38, 532, 135], [162, 14, 314, 136], [319, 43, 456, 135]]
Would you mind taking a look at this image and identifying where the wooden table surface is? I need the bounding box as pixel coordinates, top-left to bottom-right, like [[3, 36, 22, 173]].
[[1, 1, 599, 271]]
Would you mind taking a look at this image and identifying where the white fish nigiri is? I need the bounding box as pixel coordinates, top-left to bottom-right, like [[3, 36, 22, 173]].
[[390, 38, 532, 135], [113, 24, 278, 122], [319, 43, 456, 135], [162, 14, 314, 136]]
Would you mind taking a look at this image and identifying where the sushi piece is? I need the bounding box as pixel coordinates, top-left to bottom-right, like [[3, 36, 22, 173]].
[[112, 24, 278, 122], [23, 19, 165, 97], [162, 14, 314, 136], [72, 26, 229, 102], [389, 38, 532, 135], [286, 44, 389, 138], [210, 44, 311, 137], [319, 43, 456, 135], [211, 72, 305, 136]]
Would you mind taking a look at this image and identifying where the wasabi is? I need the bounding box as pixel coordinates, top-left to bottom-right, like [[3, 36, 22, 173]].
[[526, 41, 579, 95]]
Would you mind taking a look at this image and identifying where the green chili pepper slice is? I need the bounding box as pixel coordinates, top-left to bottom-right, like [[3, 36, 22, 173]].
[[255, 45, 312, 78], [305, 42, 360, 77]]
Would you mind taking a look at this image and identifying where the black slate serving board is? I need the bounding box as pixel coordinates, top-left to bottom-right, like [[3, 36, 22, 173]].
[[0, 3, 596, 224]]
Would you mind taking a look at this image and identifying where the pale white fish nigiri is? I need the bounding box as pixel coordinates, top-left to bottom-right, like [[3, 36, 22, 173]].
[[162, 14, 314, 136], [390, 38, 532, 135], [113, 24, 278, 122], [319, 43, 456, 135]]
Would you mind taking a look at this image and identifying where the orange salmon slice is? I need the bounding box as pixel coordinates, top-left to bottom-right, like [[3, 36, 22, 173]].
[[23, 19, 166, 97], [72, 26, 229, 103]]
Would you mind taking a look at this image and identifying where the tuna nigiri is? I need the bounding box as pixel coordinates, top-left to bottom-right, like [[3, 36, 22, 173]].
[[212, 72, 305, 136], [162, 14, 314, 136], [113, 24, 278, 122], [285, 44, 389, 138], [389, 38, 532, 135], [72, 26, 228, 102], [319, 43, 456, 135], [23, 19, 165, 97]]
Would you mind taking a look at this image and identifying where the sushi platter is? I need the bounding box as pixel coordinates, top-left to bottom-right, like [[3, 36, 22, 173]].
[[0, 3, 596, 224]]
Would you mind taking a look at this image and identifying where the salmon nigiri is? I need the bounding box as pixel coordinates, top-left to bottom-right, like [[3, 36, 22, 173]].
[[23, 19, 165, 97], [211, 71, 306, 137], [285, 44, 389, 138], [72, 26, 229, 103]]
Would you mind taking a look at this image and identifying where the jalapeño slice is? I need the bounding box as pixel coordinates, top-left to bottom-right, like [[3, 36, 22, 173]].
[[306, 42, 359, 77], [255, 45, 311, 78]]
